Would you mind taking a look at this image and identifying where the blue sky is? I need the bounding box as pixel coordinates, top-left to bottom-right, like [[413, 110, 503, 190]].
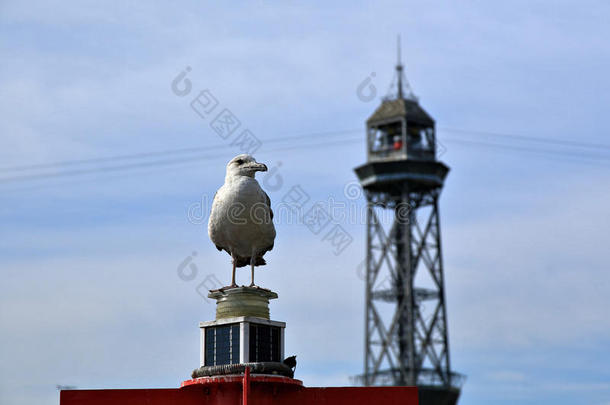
[[1, 1, 610, 404]]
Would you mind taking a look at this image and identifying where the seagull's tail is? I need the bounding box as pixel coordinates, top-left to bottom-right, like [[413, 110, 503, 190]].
[[235, 257, 266, 267]]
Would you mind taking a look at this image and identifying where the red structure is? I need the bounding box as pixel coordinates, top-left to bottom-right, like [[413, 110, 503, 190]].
[[60, 368, 418, 405]]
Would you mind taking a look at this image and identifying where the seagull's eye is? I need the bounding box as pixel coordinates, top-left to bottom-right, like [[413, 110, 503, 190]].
[[235, 159, 244, 165]]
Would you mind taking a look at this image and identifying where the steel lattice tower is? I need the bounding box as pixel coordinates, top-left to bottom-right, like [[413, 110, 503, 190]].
[[354, 44, 463, 405]]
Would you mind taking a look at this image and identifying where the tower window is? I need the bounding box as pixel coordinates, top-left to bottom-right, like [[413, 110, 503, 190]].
[[407, 125, 435, 156], [369, 122, 405, 160]]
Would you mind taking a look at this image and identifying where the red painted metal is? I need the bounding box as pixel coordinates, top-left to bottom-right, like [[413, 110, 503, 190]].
[[60, 375, 418, 405], [243, 367, 250, 405]]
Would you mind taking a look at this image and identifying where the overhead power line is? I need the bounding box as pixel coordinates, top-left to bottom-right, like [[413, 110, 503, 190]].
[[1, 127, 609, 186], [0, 129, 361, 174], [0, 137, 363, 184], [3, 127, 609, 175], [442, 138, 610, 163], [439, 127, 610, 151]]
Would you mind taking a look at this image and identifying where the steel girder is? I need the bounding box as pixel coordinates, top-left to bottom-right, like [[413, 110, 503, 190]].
[[362, 186, 454, 389]]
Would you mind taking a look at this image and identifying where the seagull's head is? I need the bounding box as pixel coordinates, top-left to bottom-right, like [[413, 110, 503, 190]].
[[226, 154, 268, 178]]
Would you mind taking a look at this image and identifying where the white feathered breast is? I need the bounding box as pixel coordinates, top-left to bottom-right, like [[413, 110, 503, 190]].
[[208, 176, 275, 260]]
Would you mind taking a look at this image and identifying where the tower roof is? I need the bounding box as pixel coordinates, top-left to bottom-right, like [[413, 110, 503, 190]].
[[367, 36, 435, 127], [366, 98, 435, 126]]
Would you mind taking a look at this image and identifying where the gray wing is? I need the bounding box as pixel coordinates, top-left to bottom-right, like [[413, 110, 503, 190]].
[[264, 190, 274, 220], [263, 190, 274, 254], [209, 190, 224, 252]]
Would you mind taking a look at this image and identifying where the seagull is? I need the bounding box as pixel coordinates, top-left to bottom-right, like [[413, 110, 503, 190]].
[[208, 154, 276, 287]]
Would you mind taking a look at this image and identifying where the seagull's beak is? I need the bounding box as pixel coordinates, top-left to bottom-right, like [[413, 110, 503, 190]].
[[251, 162, 268, 172]]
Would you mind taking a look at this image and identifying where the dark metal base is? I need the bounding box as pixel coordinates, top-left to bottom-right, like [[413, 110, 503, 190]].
[[418, 386, 460, 405], [192, 362, 294, 379]]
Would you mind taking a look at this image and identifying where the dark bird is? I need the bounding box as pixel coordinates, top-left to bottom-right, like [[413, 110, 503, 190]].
[[283, 355, 297, 372]]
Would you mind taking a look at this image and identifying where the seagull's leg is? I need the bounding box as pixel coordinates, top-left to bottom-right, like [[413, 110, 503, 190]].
[[230, 253, 237, 287], [249, 255, 256, 287]]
